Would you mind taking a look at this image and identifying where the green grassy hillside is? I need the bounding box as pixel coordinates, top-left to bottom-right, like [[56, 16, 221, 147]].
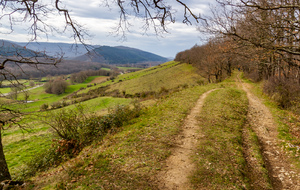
[[4, 63, 293, 189], [3, 61, 204, 180], [109, 62, 203, 94], [29, 74, 246, 189]]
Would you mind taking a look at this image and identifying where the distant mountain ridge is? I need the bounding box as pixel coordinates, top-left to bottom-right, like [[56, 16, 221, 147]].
[[0, 40, 43, 57], [1, 40, 169, 65], [16, 42, 99, 59], [74, 45, 168, 65]]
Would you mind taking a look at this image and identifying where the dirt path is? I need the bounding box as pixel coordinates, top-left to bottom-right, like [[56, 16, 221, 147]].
[[238, 77, 300, 189], [157, 89, 216, 190]]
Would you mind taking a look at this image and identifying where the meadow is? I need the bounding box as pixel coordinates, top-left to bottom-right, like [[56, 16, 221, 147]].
[[2, 75, 132, 178], [2, 61, 202, 180], [2, 62, 299, 189]]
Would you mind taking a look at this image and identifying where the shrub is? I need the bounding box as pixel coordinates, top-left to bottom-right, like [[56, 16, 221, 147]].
[[40, 103, 49, 111], [263, 76, 300, 110], [196, 79, 205, 85], [62, 101, 69, 107], [52, 80, 68, 95], [44, 78, 68, 95], [51, 101, 63, 109], [29, 81, 35, 87], [45, 102, 143, 156], [100, 103, 142, 130], [19, 103, 143, 179], [182, 84, 189, 89], [159, 86, 169, 96]]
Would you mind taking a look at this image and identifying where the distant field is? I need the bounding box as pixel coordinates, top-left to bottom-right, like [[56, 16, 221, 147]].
[[83, 76, 99, 83], [0, 88, 11, 94], [0, 78, 46, 94], [118, 66, 143, 71], [1, 79, 29, 86], [88, 76, 108, 84], [5, 76, 106, 112]]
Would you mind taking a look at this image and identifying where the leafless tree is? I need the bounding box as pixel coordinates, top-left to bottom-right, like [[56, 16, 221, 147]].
[[201, 0, 300, 79]]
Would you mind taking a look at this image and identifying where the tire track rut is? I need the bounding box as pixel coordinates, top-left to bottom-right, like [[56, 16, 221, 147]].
[[239, 78, 300, 189], [157, 89, 216, 190]]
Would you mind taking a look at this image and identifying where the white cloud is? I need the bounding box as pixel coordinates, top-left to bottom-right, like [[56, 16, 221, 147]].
[[0, 0, 211, 58]]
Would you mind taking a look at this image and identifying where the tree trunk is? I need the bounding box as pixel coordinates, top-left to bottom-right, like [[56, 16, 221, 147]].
[[226, 59, 232, 76], [0, 129, 11, 182]]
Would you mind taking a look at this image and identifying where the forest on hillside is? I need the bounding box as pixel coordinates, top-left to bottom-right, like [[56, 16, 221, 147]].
[[0, 59, 112, 80]]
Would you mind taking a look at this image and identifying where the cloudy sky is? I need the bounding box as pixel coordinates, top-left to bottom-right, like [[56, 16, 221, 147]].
[[0, 0, 212, 58]]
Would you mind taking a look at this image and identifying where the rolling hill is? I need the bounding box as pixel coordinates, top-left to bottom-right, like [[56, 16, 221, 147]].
[[73, 45, 169, 65]]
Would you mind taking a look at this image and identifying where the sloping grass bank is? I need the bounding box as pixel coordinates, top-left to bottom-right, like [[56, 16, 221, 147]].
[[3, 97, 132, 179], [109, 62, 203, 94], [31, 84, 219, 189]]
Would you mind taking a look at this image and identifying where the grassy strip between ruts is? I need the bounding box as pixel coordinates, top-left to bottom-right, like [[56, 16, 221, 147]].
[[191, 88, 250, 189], [31, 84, 219, 189]]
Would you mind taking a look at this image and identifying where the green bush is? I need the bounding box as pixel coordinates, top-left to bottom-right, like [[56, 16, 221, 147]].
[[46, 102, 142, 155], [100, 103, 142, 130], [44, 78, 68, 95], [17, 102, 144, 179], [51, 102, 63, 109], [40, 103, 49, 111]]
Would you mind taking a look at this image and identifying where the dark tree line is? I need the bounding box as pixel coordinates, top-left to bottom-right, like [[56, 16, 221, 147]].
[[0, 60, 112, 80], [175, 37, 235, 83]]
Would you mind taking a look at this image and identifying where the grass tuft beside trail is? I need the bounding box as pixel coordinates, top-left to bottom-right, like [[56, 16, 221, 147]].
[[192, 88, 250, 189]]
